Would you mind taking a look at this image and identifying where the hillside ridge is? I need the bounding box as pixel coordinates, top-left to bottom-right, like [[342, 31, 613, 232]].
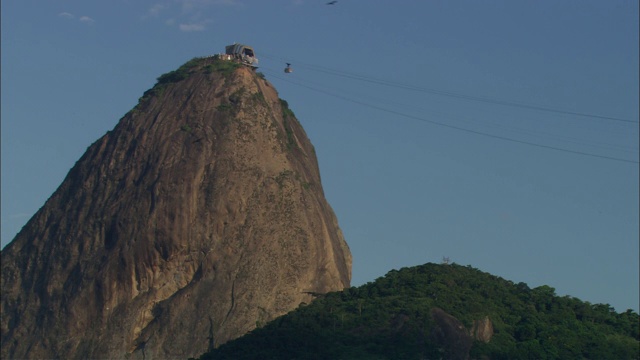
[[198, 262, 639, 360]]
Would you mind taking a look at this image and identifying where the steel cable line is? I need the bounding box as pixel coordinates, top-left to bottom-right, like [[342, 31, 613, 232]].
[[260, 56, 638, 151], [261, 66, 637, 154], [260, 68, 639, 164], [259, 53, 638, 124]]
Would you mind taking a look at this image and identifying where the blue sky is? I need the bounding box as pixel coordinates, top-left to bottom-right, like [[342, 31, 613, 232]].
[[2, 0, 638, 312]]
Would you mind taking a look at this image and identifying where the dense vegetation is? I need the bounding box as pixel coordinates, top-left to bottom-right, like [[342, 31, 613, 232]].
[[195, 263, 639, 360], [138, 57, 241, 104]]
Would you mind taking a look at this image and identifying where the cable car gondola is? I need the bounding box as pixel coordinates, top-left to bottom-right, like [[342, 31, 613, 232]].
[[284, 63, 293, 73]]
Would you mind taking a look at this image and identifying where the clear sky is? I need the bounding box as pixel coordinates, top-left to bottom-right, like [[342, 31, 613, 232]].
[[2, 1, 638, 312]]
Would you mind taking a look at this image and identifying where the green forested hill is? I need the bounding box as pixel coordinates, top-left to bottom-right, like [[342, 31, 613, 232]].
[[194, 263, 639, 360]]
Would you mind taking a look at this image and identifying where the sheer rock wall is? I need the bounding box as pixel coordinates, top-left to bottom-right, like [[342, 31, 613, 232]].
[[1, 59, 352, 360]]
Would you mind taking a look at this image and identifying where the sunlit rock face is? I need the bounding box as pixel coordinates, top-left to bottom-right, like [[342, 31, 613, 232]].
[[1, 58, 351, 360]]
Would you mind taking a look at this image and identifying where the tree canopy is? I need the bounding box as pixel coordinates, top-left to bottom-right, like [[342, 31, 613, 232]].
[[194, 263, 639, 360]]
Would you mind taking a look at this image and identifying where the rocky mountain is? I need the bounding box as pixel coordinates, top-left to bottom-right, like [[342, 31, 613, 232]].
[[1, 57, 352, 359]]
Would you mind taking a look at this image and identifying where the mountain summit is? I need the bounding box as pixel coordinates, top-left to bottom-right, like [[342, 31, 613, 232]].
[[1, 57, 352, 359]]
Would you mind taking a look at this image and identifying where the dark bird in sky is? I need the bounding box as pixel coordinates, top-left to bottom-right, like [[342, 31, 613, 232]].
[[327, 1, 337, 5]]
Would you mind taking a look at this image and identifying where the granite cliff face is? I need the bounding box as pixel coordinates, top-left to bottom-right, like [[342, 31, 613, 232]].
[[1, 57, 352, 359]]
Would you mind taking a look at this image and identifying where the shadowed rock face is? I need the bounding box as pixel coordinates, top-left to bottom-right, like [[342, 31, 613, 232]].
[[430, 308, 474, 360], [1, 58, 352, 359]]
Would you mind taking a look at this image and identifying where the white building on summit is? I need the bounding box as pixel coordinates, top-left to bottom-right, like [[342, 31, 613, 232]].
[[223, 43, 258, 67]]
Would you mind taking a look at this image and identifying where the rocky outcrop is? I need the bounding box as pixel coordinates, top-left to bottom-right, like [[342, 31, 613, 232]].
[[429, 308, 473, 360], [1, 57, 351, 359], [470, 316, 494, 343], [429, 308, 494, 360]]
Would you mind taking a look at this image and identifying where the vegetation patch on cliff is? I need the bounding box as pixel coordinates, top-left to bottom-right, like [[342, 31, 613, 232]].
[[137, 57, 241, 106]]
